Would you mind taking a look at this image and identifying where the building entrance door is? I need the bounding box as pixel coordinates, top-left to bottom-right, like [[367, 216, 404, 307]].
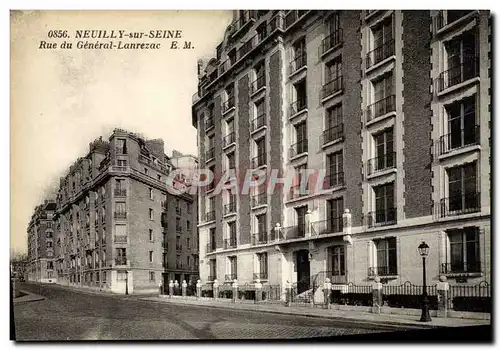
[[296, 249, 310, 294]]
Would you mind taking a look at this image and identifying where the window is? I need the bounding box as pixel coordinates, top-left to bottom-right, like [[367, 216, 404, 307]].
[[187, 237, 191, 249], [326, 151, 343, 188], [330, 245, 345, 277], [176, 217, 181, 232], [296, 206, 308, 237], [371, 128, 394, 173], [187, 255, 192, 268], [117, 159, 127, 167], [257, 252, 268, 279], [209, 228, 216, 251], [253, 61, 266, 92], [225, 83, 235, 111], [256, 214, 267, 238], [446, 227, 480, 273], [227, 152, 236, 171], [254, 137, 266, 167], [103, 271, 107, 282], [368, 16, 394, 67], [324, 56, 342, 95], [446, 162, 479, 215], [187, 220, 191, 231], [444, 95, 477, 153], [116, 248, 127, 265], [256, 23, 267, 42], [149, 208, 154, 220], [149, 251, 154, 263], [374, 237, 397, 276], [253, 99, 266, 131], [373, 72, 394, 104], [326, 104, 342, 131], [209, 259, 217, 280], [291, 37, 306, 72], [326, 197, 343, 233], [116, 138, 127, 154], [292, 121, 308, 156], [372, 182, 396, 226], [149, 188, 154, 200], [228, 256, 238, 279], [176, 236, 182, 251], [149, 229, 154, 242], [117, 271, 127, 280], [227, 221, 237, 247], [102, 207, 106, 221], [446, 30, 477, 73], [292, 79, 307, 113], [187, 203, 192, 214]]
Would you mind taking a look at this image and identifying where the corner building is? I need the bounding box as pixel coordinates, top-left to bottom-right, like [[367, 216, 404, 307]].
[[37, 129, 198, 294], [192, 10, 491, 299]]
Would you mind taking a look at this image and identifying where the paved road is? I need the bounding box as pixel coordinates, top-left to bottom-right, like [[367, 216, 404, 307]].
[[14, 282, 415, 340]]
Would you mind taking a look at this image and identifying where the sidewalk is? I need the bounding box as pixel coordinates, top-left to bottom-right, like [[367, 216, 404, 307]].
[[13, 291, 45, 305], [141, 295, 491, 329]]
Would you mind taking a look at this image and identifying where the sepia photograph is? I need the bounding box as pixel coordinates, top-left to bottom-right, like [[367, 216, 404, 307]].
[[8, 6, 493, 343]]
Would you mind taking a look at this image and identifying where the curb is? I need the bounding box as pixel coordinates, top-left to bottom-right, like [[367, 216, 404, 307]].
[[139, 297, 439, 330], [13, 291, 46, 305]]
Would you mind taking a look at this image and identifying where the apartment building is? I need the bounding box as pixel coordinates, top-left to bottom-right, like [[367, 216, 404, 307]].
[[27, 200, 57, 283], [192, 10, 491, 298], [28, 129, 198, 294]]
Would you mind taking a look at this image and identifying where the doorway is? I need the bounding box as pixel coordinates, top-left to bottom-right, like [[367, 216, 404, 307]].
[[296, 249, 310, 294]]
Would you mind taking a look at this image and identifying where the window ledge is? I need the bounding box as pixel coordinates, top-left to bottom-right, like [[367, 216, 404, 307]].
[[223, 142, 236, 151], [289, 65, 307, 79], [368, 274, 398, 280], [366, 111, 396, 128], [443, 272, 482, 278], [321, 137, 344, 149], [250, 86, 266, 99], [289, 152, 308, 163], [365, 55, 396, 75], [366, 167, 397, 181], [289, 108, 308, 121], [438, 145, 481, 161], [222, 106, 236, 117], [251, 203, 268, 211], [321, 42, 343, 59], [223, 212, 237, 218], [250, 125, 267, 137], [436, 77, 480, 98], [321, 89, 343, 104], [435, 11, 479, 37]]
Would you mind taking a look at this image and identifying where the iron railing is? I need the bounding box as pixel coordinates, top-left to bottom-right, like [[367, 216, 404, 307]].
[[366, 39, 395, 68], [251, 192, 267, 207], [434, 10, 474, 32], [436, 57, 479, 92], [441, 262, 481, 274], [321, 76, 343, 100], [224, 202, 237, 215], [114, 212, 127, 219], [366, 95, 396, 122], [281, 223, 307, 240], [368, 265, 398, 277], [311, 218, 343, 235], [289, 100, 307, 117], [438, 192, 481, 217], [114, 188, 126, 197], [205, 210, 215, 222], [250, 75, 266, 94], [205, 147, 215, 161], [437, 126, 480, 156], [320, 29, 343, 55], [366, 152, 396, 175], [222, 96, 235, 113], [289, 140, 308, 158], [323, 171, 344, 189], [321, 124, 344, 145], [252, 232, 268, 245], [252, 154, 267, 168], [205, 116, 214, 130], [253, 272, 268, 280], [206, 242, 216, 253], [289, 183, 308, 199], [251, 114, 266, 132], [223, 132, 236, 148], [289, 53, 307, 74], [366, 208, 397, 227], [224, 237, 237, 249]]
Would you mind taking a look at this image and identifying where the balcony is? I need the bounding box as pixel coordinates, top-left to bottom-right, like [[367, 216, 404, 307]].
[[114, 212, 127, 220], [268, 12, 285, 33], [250, 75, 266, 94], [251, 114, 266, 133], [252, 154, 267, 168], [289, 54, 307, 75], [206, 242, 216, 253], [438, 192, 481, 218], [434, 10, 474, 32], [436, 57, 479, 93], [311, 218, 343, 235], [222, 96, 235, 114], [251, 192, 267, 207], [205, 116, 214, 131], [366, 152, 396, 176], [320, 29, 343, 56], [225, 273, 238, 282], [253, 272, 268, 280], [366, 39, 395, 69], [366, 95, 396, 123], [366, 208, 397, 228], [368, 265, 398, 277], [289, 100, 307, 118], [437, 126, 480, 156], [224, 237, 237, 249], [114, 188, 127, 197], [223, 132, 236, 148], [224, 202, 237, 215], [289, 183, 308, 200], [289, 140, 308, 159], [440, 262, 481, 275], [279, 224, 306, 241], [205, 147, 215, 161], [230, 10, 256, 37], [321, 124, 344, 145], [252, 232, 268, 245], [114, 235, 127, 244], [207, 275, 216, 282], [323, 172, 344, 189], [115, 257, 127, 266], [205, 210, 216, 222], [321, 76, 343, 100]]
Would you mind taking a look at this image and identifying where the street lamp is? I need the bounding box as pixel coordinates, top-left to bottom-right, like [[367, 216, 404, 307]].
[[418, 241, 431, 322]]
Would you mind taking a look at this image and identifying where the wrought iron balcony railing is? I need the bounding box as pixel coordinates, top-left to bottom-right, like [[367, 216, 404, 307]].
[[289, 183, 309, 200], [251, 114, 266, 132], [437, 126, 480, 156], [223, 132, 236, 148], [222, 96, 235, 113], [289, 100, 307, 117], [366, 95, 396, 122], [366, 208, 397, 227], [368, 265, 398, 277], [321, 76, 343, 100], [311, 218, 343, 235], [206, 242, 216, 253], [250, 75, 266, 94], [434, 10, 474, 32], [114, 188, 127, 197], [436, 57, 479, 93], [320, 29, 343, 55], [366, 152, 396, 175], [205, 210, 215, 222], [224, 237, 237, 249], [321, 124, 344, 145], [224, 202, 237, 215], [252, 154, 267, 168], [438, 192, 481, 217], [289, 53, 307, 75], [289, 140, 308, 158], [440, 262, 481, 274], [366, 39, 395, 68], [323, 171, 344, 189], [251, 192, 267, 207], [280, 223, 307, 240], [205, 147, 215, 161], [252, 232, 268, 245]]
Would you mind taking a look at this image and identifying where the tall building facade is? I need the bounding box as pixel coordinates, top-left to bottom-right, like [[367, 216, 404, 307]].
[[28, 129, 199, 294], [27, 200, 57, 283], [192, 10, 491, 297]]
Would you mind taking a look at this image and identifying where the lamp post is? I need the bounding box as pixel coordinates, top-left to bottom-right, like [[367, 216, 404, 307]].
[[418, 241, 431, 322]]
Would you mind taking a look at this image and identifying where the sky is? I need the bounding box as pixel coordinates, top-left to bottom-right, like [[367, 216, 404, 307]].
[[10, 10, 233, 254]]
